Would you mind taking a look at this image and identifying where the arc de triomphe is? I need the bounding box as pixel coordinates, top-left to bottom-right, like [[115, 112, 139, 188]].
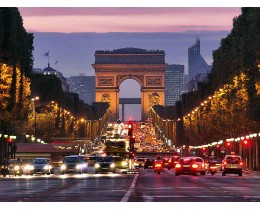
[[92, 48, 166, 121]]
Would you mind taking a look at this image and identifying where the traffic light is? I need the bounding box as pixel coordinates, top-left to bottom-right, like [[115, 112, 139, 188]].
[[226, 142, 231, 147], [243, 139, 249, 148], [129, 151, 135, 159], [128, 124, 133, 137], [130, 136, 135, 151], [7, 138, 12, 144]]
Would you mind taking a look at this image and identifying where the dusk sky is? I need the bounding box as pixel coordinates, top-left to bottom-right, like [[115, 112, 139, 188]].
[[19, 7, 240, 33], [17, 6, 243, 120]]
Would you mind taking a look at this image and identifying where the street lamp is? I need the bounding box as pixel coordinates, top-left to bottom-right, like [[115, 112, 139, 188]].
[[31, 96, 39, 138]]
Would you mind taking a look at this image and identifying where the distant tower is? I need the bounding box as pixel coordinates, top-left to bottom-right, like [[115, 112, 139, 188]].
[[188, 38, 212, 91], [165, 64, 185, 106]]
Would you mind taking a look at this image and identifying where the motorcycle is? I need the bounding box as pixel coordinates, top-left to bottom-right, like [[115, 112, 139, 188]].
[[1, 165, 9, 177], [154, 161, 164, 174], [208, 162, 217, 175]]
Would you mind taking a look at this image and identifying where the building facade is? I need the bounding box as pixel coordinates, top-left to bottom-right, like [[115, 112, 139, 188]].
[[165, 64, 185, 106], [66, 75, 95, 105]]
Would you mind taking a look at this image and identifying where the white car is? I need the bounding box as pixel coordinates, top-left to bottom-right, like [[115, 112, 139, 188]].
[[221, 155, 243, 176]]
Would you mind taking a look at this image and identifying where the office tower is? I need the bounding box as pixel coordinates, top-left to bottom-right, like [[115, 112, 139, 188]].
[[67, 74, 95, 105], [188, 38, 212, 91], [165, 64, 185, 106]]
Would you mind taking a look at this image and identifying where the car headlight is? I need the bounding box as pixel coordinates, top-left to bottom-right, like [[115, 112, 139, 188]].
[[110, 163, 115, 168], [82, 163, 87, 168], [60, 164, 67, 170], [76, 164, 82, 170], [24, 165, 34, 170], [14, 165, 20, 170], [94, 163, 100, 168], [44, 165, 52, 170], [121, 161, 128, 167]]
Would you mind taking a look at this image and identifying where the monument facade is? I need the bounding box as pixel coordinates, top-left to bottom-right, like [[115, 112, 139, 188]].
[[92, 48, 166, 121]]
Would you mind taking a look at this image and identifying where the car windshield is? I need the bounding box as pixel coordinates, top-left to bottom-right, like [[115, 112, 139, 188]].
[[180, 158, 193, 164], [97, 157, 113, 162], [33, 159, 48, 164], [226, 157, 241, 164], [64, 157, 79, 163], [195, 158, 203, 162], [8, 159, 17, 164], [113, 157, 124, 161]]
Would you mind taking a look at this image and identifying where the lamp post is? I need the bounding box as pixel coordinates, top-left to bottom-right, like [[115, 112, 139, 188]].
[[31, 96, 39, 138]]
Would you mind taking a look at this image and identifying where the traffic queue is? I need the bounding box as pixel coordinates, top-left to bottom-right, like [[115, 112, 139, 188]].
[[1, 153, 244, 177]]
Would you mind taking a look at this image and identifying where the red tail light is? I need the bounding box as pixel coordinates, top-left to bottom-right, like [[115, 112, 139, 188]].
[[223, 161, 227, 165], [155, 163, 162, 167], [168, 159, 172, 163], [240, 162, 243, 166], [175, 163, 182, 168], [192, 164, 198, 168]]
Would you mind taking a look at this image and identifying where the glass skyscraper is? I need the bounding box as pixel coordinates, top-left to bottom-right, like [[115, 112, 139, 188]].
[[67, 75, 95, 105], [165, 64, 185, 106]]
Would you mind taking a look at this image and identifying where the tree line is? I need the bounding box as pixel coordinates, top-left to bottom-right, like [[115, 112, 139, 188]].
[[0, 8, 109, 141], [178, 8, 260, 145]]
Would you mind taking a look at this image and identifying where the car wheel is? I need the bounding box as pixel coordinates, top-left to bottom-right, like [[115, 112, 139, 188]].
[[175, 172, 180, 176], [239, 172, 242, 176], [222, 172, 225, 176], [201, 171, 206, 175], [47, 173, 50, 175]]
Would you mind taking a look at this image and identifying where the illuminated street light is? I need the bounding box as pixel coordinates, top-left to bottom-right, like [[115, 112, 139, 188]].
[[31, 96, 40, 138]]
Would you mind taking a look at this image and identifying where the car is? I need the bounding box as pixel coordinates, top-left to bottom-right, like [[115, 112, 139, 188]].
[[59, 155, 88, 174], [24, 158, 53, 175], [144, 158, 155, 169], [94, 156, 116, 173], [175, 156, 206, 176], [85, 155, 99, 167], [167, 155, 181, 170], [7, 159, 23, 176], [113, 156, 129, 169], [133, 157, 146, 169], [221, 155, 243, 176]]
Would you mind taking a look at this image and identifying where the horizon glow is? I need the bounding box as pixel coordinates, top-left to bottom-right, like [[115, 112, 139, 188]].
[[19, 7, 241, 33]]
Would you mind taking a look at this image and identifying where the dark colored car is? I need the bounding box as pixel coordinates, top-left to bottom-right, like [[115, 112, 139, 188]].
[[175, 156, 206, 176], [94, 156, 116, 173], [144, 158, 155, 169], [59, 155, 88, 174], [167, 155, 181, 170], [24, 158, 53, 175]]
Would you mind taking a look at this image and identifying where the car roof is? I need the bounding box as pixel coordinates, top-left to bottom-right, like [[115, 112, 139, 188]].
[[224, 155, 241, 158], [64, 155, 84, 158]]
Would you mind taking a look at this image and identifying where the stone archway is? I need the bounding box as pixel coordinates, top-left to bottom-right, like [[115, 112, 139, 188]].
[[92, 48, 166, 121]]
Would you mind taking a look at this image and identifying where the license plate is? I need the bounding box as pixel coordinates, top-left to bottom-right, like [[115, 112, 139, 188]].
[[102, 168, 108, 169], [230, 165, 238, 168], [183, 165, 190, 167]]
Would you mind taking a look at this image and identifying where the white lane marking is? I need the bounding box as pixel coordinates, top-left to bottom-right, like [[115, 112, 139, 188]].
[[120, 174, 139, 202]]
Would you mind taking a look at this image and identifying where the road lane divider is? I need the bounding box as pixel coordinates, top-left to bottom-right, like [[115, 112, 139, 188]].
[[120, 174, 139, 202]]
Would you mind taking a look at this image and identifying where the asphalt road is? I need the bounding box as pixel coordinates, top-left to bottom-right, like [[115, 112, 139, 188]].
[[1, 168, 260, 203]]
